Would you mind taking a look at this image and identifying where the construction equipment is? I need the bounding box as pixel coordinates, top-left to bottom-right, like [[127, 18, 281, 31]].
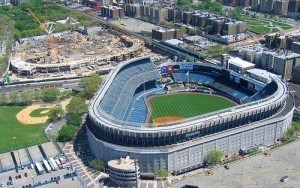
[[27, 8, 59, 63]]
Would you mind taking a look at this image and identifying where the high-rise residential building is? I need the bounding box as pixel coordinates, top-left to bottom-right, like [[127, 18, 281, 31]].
[[251, 0, 261, 10], [261, 51, 276, 71], [288, 0, 300, 18], [273, 53, 300, 80], [273, 0, 289, 15], [260, 0, 274, 13]]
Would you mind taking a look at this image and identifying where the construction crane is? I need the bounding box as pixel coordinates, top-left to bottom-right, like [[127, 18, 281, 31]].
[[27, 8, 59, 63]]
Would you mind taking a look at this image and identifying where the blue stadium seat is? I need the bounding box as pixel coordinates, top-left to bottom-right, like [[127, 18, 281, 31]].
[[99, 58, 161, 126]]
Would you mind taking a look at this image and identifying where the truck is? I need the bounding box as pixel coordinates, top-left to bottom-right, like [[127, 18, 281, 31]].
[[48, 158, 59, 171], [42, 160, 51, 173], [35, 162, 44, 175]]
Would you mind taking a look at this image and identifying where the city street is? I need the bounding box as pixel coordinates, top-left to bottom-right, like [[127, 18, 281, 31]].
[[173, 140, 300, 188]]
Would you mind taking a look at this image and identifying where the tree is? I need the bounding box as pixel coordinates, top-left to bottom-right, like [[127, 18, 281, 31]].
[[66, 113, 82, 126], [48, 107, 64, 121], [9, 93, 19, 104], [205, 150, 224, 166], [79, 74, 102, 99], [156, 169, 169, 180], [66, 96, 86, 115], [180, 26, 187, 34], [231, 153, 238, 161], [204, 25, 212, 34], [57, 125, 77, 142], [44, 88, 60, 102], [0, 95, 8, 105], [20, 91, 33, 105], [188, 28, 198, 35], [88, 159, 105, 171]]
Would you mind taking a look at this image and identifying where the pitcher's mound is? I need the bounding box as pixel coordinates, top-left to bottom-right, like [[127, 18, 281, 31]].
[[153, 116, 183, 125]]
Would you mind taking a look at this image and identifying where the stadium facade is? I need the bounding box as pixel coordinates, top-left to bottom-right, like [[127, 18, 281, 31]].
[[86, 57, 294, 175]]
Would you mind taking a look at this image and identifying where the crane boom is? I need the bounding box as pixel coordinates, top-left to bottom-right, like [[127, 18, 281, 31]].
[[27, 8, 59, 63]]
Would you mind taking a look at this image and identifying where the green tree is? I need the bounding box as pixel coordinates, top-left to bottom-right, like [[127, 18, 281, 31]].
[[205, 150, 224, 166], [88, 159, 105, 171], [204, 25, 212, 33], [20, 91, 33, 104], [48, 107, 64, 121], [57, 125, 77, 142], [9, 93, 19, 104], [0, 95, 8, 105], [180, 26, 187, 34], [44, 88, 60, 102], [66, 96, 86, 115], [156, 169, 169, 180], [79, 74, 102, 99], [231, 153, 238, 161], [66, 113, 82, 126]]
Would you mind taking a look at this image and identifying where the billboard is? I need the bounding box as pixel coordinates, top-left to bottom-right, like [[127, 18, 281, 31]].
[[167, 66, 174, 72], [161, 66, 167, 73]]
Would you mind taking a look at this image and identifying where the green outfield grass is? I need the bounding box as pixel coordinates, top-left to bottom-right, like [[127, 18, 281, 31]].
[[29, 108, 51, 117], [148, 93, 236, 122], [0, 106, 47, 153]]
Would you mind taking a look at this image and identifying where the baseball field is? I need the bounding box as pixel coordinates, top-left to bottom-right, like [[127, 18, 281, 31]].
[[148, 93, 237, 124]]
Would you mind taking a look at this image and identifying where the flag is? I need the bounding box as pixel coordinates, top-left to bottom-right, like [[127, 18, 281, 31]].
[[186, 70, 189, 76]]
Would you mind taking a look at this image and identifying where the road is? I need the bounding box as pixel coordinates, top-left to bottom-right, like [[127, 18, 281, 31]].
[[0, 74, 108, 94], [172, 140, 300, 188], [0, 79, 80, 94]]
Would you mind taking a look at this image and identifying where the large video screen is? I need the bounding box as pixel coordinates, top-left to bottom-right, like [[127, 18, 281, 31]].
[[180, 64, 194, 70]]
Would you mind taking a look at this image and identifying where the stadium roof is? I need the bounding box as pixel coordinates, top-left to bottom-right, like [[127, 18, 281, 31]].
[[247, 68, 271, 81], [228, 57, 255, 69]]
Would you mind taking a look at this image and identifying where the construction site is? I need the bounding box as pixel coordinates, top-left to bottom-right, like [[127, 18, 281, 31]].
[[10, 29, 147, 79]]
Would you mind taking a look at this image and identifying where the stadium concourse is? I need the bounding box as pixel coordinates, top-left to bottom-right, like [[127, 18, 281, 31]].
[[86, 57, 294, 176]]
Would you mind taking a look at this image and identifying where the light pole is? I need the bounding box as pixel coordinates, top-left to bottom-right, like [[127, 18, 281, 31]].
[[13, 137, 22, 168]]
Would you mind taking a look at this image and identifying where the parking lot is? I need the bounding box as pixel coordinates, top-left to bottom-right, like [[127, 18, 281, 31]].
[[0, 167, 81, 188], [173, 140, 300, 188]]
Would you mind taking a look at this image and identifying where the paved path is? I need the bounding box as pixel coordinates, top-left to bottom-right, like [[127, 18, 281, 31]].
[[63, 126, 107, 188]]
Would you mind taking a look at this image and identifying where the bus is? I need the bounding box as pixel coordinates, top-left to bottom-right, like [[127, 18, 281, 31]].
[[35, 162, 44, 175], [43, 160, 51, 173], [48, 158, 59, 171]]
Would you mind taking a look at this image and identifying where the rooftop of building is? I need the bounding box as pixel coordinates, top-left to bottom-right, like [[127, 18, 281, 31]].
[[228, 57, 255, 68], [247, 68, 271, 81], [275, 52, 300, 59], [108, 156, 136, 171]]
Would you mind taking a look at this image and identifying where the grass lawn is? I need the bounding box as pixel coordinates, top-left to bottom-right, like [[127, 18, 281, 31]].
[[148, 93, 236, 122], [30, 108, 51, 117], [0, 106, 47, 153], [244, 17, 292, 34]]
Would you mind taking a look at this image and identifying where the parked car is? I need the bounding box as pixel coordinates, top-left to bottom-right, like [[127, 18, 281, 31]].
[[280, 176, 289, 182], [224, 165, 229, 170]]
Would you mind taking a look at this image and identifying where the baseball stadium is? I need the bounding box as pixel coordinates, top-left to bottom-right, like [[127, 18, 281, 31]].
[[86, 56, 294, 175]]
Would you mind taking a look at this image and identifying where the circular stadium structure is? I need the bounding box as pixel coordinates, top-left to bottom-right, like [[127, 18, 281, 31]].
[[87, 56, 294, 175]]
